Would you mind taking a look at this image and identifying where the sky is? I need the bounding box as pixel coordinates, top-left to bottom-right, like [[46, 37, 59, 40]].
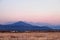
[[0, 0, 60, 25]]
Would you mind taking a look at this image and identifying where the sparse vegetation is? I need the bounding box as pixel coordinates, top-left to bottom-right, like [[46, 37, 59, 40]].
[[0, 32, 60, 40]]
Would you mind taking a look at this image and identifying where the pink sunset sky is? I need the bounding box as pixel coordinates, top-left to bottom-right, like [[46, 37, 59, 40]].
[[0, 0, 60, 25]]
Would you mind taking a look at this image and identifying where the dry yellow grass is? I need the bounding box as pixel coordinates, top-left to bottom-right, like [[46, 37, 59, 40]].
[[0, 32, 60, 40]]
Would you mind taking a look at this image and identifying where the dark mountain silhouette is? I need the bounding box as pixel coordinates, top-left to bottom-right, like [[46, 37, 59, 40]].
[[0, 21, 52, 32]]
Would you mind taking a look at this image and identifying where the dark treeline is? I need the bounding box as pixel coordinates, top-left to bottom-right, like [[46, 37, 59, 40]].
[[0, 30, 60, 33]]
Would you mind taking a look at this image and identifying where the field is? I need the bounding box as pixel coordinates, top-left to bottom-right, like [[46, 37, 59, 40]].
[[0, 32, 60, 40]]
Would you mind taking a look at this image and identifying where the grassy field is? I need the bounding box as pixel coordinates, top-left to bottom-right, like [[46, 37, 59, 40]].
[[0, 32, 60, 40]]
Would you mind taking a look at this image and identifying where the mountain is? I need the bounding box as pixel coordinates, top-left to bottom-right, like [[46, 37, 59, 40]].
[[0, 21, 52, 32], [27, 22, 50, 26], [52, 25, 60, 29], [27, 22, 60, 29]]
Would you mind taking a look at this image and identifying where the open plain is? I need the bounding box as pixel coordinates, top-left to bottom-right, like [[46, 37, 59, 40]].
[[0, 32, 60, 40]]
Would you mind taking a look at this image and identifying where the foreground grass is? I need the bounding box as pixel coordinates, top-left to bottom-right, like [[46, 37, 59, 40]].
[[0, 32, 60, 40]]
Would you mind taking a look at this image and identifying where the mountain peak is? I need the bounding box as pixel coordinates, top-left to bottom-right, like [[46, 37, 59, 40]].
[[15, 21, 25, 24], [11, 21, 32, 26]]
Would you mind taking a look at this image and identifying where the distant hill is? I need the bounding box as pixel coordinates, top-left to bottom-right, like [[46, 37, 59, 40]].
[[0, 21, 54, 32]]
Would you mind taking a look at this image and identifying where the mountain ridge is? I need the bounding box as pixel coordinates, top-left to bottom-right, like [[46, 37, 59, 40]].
[[0, 21, 52, 32]]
